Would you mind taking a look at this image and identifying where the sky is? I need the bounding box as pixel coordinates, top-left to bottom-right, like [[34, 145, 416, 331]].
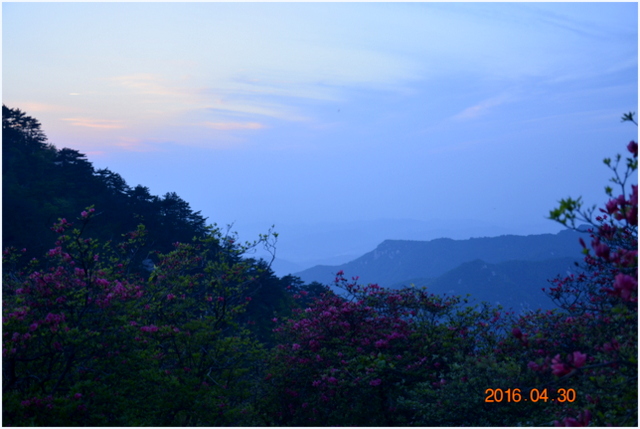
[[3, 2, 638, 269]]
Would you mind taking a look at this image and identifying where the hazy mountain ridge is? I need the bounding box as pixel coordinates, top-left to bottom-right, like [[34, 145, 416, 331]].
[[296, 229, 587, 286], [390, 257, 581, 311], [244, 218, 564, 275], [295, 229, 588, 311]]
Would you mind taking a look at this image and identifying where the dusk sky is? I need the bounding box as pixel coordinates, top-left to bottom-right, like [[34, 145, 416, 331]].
[[3, 2, 638, 269]]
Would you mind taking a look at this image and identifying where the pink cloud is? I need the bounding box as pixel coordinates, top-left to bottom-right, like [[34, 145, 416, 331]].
[[62, 117, 125, 129], [11, 102, 69, 113], [110, 73, 195, 98], [113, 137, 159, 152], [202, 121, 265, 131]]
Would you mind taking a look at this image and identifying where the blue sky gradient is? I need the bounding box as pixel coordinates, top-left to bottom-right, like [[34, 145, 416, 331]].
[[3, 2, 638, 265]]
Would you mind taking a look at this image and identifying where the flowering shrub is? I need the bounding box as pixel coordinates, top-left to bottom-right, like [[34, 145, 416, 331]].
[[3, 210, 148, 424], [2, 210, 271, 425], [538, 135, 637, 426], [260, 273, 536, 425], [116, 232, 268, 425]]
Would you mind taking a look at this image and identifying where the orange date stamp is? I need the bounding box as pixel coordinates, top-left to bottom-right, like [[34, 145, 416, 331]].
[[485, 388, 576, 403]]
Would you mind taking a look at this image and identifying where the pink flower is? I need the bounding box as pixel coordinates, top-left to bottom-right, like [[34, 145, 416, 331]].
[[603, 338, 620, 352], [592, 241, 610, 259], [43, 307, 61, 324], [628, 140, 638, 156], [572, 351, 587, 368], [292, 343, 301, 350], [554, 410, 591, 427], [166, 293, 175, 301], [554, 417, 579, 426], [613, 273, 637, 300], [579, 410, 592, 426], [604, 198, 619, 215], [551, 354, 570, 377], [369, 378, 382, 386], [374, 339, 388, 348], [512, 327, 523, 339], [387, 331, 404, 340]]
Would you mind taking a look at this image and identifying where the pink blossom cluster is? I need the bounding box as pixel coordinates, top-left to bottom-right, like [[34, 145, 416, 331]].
[[554, 409, 592, 427]]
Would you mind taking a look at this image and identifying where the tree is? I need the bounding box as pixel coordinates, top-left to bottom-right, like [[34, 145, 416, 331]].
[[2, 106, 211, 267], [2, 105, 49, 152]]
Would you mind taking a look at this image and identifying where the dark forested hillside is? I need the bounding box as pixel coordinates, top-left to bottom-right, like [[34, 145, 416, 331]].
[[2, 104, 323, 347], [2, 105, 208, 266]]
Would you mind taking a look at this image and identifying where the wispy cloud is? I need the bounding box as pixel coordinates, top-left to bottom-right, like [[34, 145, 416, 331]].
[[62, 117, 125, 129], [15, 102, 69, 113], [451, 94, 513, 121], [202, 121, 265, 131], [108, 73, 209, 118], [113, 137, 160, 152], [109, 73, 194, 98], [109, 73, 305, 123]]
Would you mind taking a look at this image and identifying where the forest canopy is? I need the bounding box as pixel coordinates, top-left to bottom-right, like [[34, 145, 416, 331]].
[[3, 105, 208, 264]]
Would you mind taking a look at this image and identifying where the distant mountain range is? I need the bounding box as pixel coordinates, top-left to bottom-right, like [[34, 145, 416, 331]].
[[295, 229, 589, 312], [243, 217, 566, 275]]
